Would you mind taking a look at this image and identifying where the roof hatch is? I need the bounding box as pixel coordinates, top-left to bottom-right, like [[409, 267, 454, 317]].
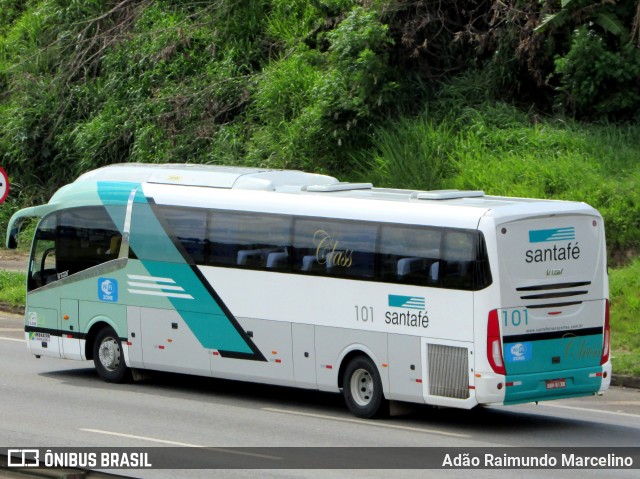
[[414, 190, 485, 200], [303, 182, 373, 192]]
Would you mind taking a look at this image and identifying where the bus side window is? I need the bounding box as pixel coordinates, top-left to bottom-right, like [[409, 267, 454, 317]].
[[156, 206, 207, 264], [379, 225, 441, 286], [441, 231, 476, 290], [207, 211, 291, 269], [292, 219, 376, 279], [397, 257, 427, 280]]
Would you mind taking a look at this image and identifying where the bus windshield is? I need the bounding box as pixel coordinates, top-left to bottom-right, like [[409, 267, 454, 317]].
[[28, 207, 122, 291]]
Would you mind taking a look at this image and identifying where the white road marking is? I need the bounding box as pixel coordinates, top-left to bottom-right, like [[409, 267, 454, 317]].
[[262, 408, 471, 438], [80, 429, 281, 460], [538, 402, 640, 419], [81, 428, 201, 447], [0, 336, 24, 342]]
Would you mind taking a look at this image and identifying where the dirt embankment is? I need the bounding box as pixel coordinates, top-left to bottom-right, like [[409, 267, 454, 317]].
[[0, 249, 29, 272]]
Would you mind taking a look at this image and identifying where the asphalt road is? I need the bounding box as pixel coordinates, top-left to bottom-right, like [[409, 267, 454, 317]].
[[1, 311, 639, 479]]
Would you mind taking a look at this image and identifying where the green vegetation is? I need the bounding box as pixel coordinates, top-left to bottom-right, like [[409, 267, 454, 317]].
[[0, 270, 26, 311], [1, 1, 639, 225], [0, 1, 639, 375], [610, 260, 640, 376]]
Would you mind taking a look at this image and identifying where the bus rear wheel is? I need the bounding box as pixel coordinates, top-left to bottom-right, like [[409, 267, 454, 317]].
[[93, 326, 130, 383], [342, 356, 388, 419]]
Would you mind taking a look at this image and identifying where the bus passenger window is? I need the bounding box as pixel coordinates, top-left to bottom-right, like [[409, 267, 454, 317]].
[[156, 206, 206, 264], [379, 225, 441, 286], [293, 219, 376, 279], [207, 211, 291, 269], [442, 231, 476, 290]]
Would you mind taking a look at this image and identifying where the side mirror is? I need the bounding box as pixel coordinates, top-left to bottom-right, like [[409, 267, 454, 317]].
[[6, 205, 48, 249], [6, 226, 19, 249]]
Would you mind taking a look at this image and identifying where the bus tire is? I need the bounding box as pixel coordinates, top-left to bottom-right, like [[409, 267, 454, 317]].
[[93, 326, 130, 383], [342, 356, 388, 419]]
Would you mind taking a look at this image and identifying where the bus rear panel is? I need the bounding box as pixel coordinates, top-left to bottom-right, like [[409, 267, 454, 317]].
[[476, 211, 610, 405]]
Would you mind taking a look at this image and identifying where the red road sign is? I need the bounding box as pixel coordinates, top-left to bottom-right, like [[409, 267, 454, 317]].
[[0, 167, 9, 204]]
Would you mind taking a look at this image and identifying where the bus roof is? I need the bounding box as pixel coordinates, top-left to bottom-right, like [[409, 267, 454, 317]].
[[76, 163, 341, 191], [6, 163, 599, 248], [74, 164, 596, 219]]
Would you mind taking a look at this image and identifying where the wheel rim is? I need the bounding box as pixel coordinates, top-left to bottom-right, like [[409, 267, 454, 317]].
[[350, 368, 374, 407], [98, 336, 120, 371]]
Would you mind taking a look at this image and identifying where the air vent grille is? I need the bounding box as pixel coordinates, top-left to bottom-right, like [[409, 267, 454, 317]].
[[428, 344, 469, 399]]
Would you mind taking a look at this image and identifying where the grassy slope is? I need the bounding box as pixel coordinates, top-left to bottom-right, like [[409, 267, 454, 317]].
[[609, 260, 640, 376], [0, 270, 26, 310]]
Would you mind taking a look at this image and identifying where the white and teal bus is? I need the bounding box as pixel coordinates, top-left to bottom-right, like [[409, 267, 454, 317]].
[[6, 164, 610, 418]]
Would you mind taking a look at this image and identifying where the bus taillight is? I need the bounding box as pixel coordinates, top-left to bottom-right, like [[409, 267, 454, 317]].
[[601, 299, 610, 365], [487, 309, 506, 375]]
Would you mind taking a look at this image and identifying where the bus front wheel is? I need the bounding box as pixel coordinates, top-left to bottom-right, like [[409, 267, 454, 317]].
[[93, 326, 130, 383], [342, 356, 388, 419]]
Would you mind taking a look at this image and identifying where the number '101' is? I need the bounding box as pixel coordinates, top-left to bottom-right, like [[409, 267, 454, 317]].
[[502, 308, 528, 327]]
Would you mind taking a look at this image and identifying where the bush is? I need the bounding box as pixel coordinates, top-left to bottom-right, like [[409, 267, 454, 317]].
[[555, 26, 640, 119], [249, 5, 396, 171], [609, 258, 640, 375], [0, 270, 26, 309]]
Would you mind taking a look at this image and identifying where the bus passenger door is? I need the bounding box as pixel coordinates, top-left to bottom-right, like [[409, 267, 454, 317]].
[[60, 299, 82, 360]]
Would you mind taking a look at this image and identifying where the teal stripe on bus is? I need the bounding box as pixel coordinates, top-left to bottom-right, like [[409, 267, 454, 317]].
[[97, 182, 257, 356]]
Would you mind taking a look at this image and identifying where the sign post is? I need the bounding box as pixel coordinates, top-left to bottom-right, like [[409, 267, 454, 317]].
[[0, 167, 9, 204]]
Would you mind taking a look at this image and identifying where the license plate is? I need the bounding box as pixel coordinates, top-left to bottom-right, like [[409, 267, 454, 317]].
[[546, 378, 566, 389]]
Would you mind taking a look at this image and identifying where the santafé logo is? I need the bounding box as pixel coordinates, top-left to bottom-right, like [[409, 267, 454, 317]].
[[528, 227, 576, 243], [385, 294, 428, 328], [525, 227, 580, 264]]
